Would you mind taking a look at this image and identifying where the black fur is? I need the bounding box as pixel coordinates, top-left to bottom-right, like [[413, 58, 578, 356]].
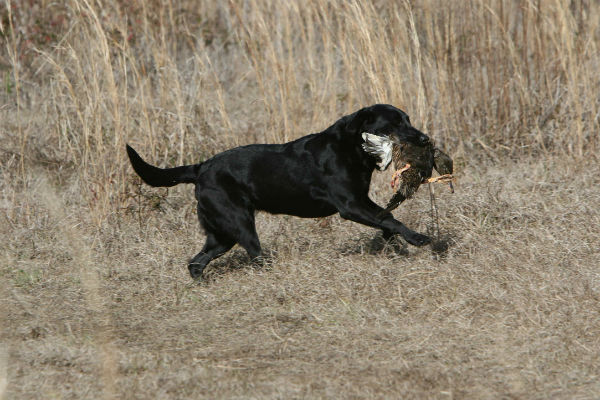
[[126, 104, 432, 279]]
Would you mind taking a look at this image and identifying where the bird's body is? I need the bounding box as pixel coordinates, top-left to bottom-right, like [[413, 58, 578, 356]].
[[391, 167, 423, 200]]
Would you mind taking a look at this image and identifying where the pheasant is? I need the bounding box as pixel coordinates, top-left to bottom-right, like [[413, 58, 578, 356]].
[[360, 132, 454, 216], [382, 142, 454, 215]]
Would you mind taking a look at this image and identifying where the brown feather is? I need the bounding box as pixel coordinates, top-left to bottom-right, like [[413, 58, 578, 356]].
[[380, 141, 436, 215], [380, 140, 454, 217]]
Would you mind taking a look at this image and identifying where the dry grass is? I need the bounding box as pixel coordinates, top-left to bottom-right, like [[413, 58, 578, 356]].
[[1, 0, 600, 398]]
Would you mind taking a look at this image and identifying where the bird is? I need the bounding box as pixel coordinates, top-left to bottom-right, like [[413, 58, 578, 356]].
[[360, 132, 454, 216], [380, 141, 454, 216], [381, 140, 436, 215]]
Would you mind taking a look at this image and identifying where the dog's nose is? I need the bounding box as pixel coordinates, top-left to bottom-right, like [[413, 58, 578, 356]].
[[419, 134, 430, 144]]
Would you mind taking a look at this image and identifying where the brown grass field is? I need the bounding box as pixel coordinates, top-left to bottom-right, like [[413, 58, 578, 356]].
[[1, 0, 600, 398]]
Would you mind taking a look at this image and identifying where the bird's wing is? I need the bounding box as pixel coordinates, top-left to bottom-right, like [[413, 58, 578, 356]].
[[361, 133, 393, 171], [433, 147, 455, 193], [433, 148, 453, 175]]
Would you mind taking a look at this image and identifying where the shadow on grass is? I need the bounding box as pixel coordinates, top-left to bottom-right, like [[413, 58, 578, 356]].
[[199, 247, 278, 282], [196, 232, 456, 283], [340, 232, 455, 259], [338, 233, 409, 257]]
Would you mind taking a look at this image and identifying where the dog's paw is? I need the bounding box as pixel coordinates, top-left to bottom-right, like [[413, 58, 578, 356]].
[[188, 263, 205, 280], [403, 232, 431, 247]]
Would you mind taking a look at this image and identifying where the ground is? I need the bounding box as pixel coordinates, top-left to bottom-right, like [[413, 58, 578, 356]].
[[3, 156, 600, 399]]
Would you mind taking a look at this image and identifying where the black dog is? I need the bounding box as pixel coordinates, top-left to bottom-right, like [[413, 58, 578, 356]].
[[127, 104, 432, 279]]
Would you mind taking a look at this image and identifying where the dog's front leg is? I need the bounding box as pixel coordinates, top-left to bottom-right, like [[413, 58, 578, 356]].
[[337, 198, 430, 247]]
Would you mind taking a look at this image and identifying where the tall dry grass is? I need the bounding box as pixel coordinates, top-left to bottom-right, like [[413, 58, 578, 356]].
[[2, 0, 600, 398], [1, 0, 598, 224]]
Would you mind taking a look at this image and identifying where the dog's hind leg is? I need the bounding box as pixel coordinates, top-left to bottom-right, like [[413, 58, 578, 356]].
[[188, 232, 234, 279], [196, 193, 262, 269], [236, 214, 262, 261]]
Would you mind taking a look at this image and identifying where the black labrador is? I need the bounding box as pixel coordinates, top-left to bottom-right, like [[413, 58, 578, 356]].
[[126, 104, 432, 279]]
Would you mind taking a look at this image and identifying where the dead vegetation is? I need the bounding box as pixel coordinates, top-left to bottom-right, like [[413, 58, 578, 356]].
[[1, 0, 600, 398]]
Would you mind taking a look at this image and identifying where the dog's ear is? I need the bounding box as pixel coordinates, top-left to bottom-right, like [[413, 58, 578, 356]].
[[346, 106, 375, 133]]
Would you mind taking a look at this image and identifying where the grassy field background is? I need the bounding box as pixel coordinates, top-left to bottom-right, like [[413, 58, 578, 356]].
[[1, 0, 599, 398]]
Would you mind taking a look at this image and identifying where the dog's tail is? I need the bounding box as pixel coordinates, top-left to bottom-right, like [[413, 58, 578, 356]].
[[126, 144, 199, 187]]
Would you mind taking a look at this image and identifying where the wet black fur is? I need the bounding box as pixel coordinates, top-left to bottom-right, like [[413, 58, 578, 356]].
[[126, 104, 432, 279]]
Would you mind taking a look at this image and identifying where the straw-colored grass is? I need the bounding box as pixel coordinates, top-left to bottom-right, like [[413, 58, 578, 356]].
[[1, 0, 599, 398]]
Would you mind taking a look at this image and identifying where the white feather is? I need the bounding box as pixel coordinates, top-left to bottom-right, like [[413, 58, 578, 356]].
[[361, 132, 393, 170]]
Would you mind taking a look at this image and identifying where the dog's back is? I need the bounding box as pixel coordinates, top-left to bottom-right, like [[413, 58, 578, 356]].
[[192, 134, 342, 217]]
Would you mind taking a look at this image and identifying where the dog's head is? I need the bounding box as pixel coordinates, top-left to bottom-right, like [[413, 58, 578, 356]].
[[346, 104, 430, 146]]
